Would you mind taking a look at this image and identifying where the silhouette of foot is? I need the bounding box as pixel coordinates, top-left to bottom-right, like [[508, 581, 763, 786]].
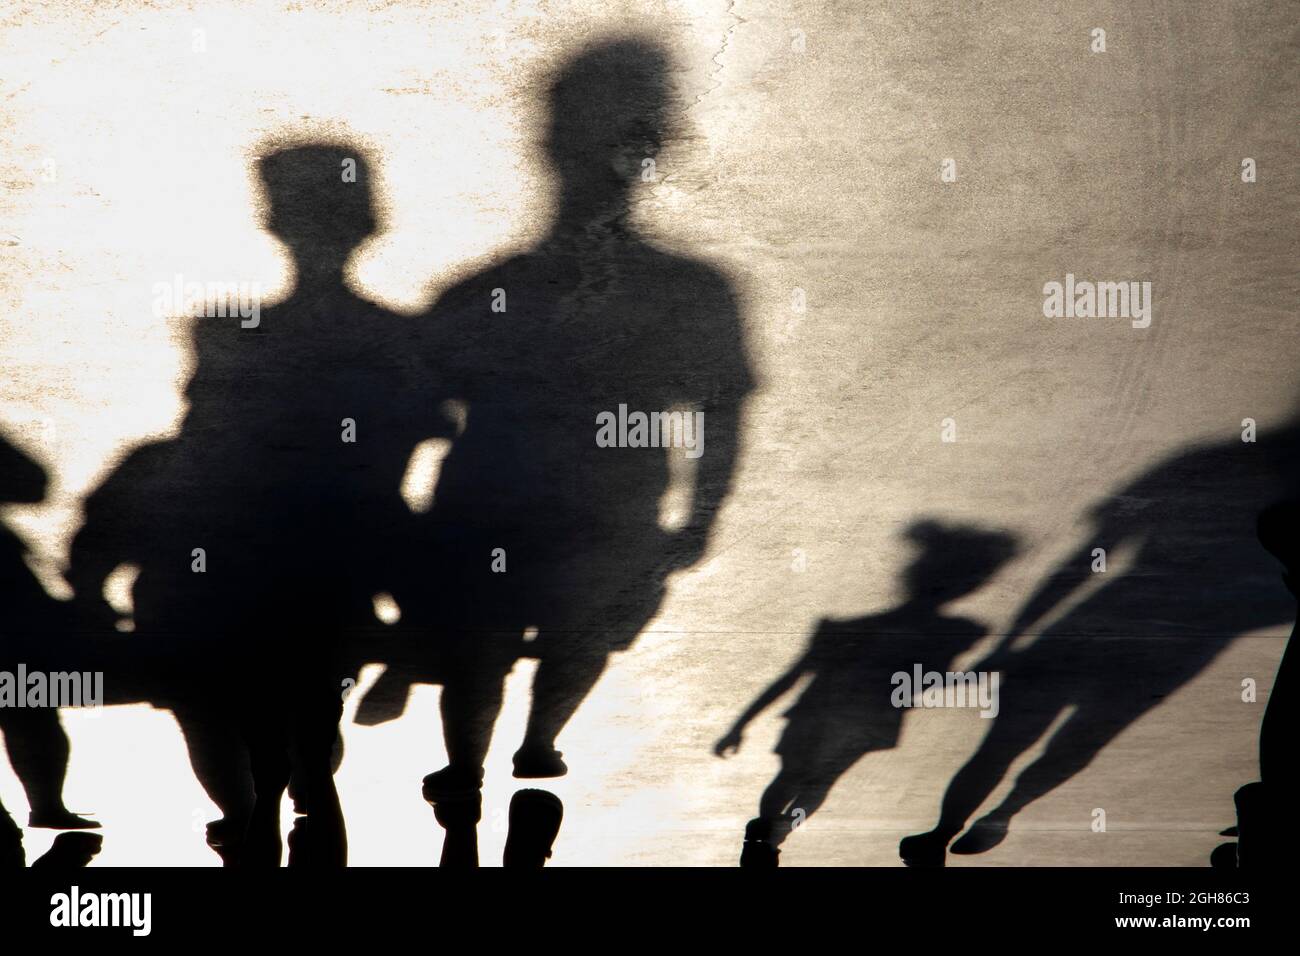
[[512, 745, 567, 779], [739, 839, 779, 868], [503, 789, 563, 868], [1210, 842, 1239, 868], [899, 831, 948, 867], [28, 808, 100, 830], [950, 817, 1008, 855], [421, 764, 484, 803], [739, 817, 779, 868], [286, 812, 346, 868], [30, 831, 103, 869], [205, 818, 245, 867]]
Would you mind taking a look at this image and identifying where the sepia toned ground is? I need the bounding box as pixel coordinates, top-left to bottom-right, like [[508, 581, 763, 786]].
[[2, 1, 1297, 866]]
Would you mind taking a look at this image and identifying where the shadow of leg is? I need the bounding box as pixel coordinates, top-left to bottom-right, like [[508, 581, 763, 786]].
[[901, 700, 1062, 867], [952, 707, 1129, 856], [0, 708, 98, 830]]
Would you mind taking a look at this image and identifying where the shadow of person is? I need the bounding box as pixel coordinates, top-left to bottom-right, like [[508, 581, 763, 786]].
[[374, 35, 754, 850], [1217, 496, 1300, 868], [68, 437, 256, 864], [0, 428, 99, 870], [713, 520, 1018, 867], [900, 413, 1300, 866], [1254, 498, 1299, 798], [66, 142, 445, 866]]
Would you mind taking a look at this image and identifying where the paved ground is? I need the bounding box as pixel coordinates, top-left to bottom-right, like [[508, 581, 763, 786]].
[[2, 1, 1297, 865]]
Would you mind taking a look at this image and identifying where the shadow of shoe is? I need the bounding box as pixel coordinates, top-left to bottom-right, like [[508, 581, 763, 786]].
[[503, 789, 563, 868], [1210, 842, 1239, 868], [950, 817, 1009, 856], [739, 840, 779, 868], [29, 809, 101, 831], [512, 747, 567, 780], [30, 831, 104, 869], [898, 831, 948, 867]]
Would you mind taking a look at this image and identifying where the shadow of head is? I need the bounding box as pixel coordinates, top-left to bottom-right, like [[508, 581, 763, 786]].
[[257, 143, 378, 276], [544, 37, 679, 200], [900, 519, 1019, 607]]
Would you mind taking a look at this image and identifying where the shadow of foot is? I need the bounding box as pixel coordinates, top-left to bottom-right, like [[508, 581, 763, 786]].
[[898, 831, 948, 867], [512, 746, 567, 780], [739, 818, 779, 868], [205, 817, 246, 867], [30, 831, 104, 869], [950, 816, 1009, 856], [503, 789, 563, 868], [29, 809, 100, 831], [1210, 842, 1239, 868]]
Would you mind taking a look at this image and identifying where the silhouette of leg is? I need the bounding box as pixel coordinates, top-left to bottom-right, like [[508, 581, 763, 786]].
[[432, 790, 481, 868], [0, 801, 23, 868], [739, 770, 803, 868], [516, 636, 609, 777], [0, 708, 97, 830], [422, 637, 508, 867], [424, 638, 506, 798], [742, 744, 858, 867], [173, 703, 254, 864], [244, 715, 291, 868], [763, 770, 841, 848], [286, 688, 346, 868], [1234, 500, 1300, 867], [901, 699, 1062, 866], [953, 704, 1134, 855]]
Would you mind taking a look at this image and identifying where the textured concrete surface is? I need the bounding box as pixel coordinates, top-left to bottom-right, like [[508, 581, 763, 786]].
[[1, 1, 1298, 865]]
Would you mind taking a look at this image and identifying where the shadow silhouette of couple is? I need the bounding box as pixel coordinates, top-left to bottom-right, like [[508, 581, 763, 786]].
[[717, 414, 1299, 866], [47, 36, 753, 868]]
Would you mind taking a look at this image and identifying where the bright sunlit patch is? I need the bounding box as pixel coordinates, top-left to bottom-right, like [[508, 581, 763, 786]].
[[657, 455, 696, 533], [372, 591, 402, 625], [103, 562, 140, 616], [439, 399, 469, 437], [400, 438, 452, 514]]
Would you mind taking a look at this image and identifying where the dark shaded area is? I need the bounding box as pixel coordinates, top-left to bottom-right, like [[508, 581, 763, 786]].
[[1215, 498, 1300, 868], [900, 416, 1300, 866], [66, 143, 445, 867], [357, 36, 753, 864], [8, 30, 1287, 874], [12, 35, 750, 868], [715, 520, 1017, 867], [1, 429, 99, 869]]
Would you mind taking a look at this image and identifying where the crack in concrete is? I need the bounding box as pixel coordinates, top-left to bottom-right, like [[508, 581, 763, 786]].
[[688, 0, 746, 115]]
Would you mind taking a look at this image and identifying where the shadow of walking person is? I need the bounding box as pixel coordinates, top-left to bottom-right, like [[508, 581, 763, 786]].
[[1214, 495, 1300, 869], [714, 520, 1018, 866], [901, 413, 1300, 866], [68, 437, 257, 864], [67, 141, 444, 866], [378, 36, 754, 856], [1, 428, 99, 869]]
